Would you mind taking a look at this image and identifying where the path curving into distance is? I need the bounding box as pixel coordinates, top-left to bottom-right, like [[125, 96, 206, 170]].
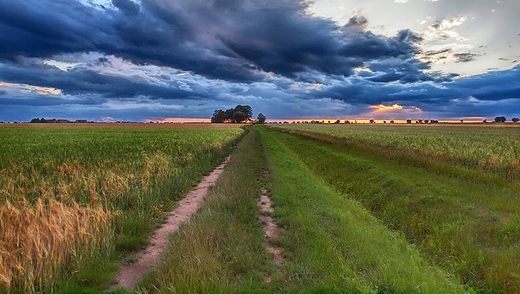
[[108, 157, 231, 292]]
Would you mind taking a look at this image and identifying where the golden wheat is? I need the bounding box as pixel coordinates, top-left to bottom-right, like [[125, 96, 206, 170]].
[[0, 198, 112, 292]]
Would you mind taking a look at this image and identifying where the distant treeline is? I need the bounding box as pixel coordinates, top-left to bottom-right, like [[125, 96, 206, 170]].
[[30, 118, 94, 123], [28, 118, 142, 124], [267, 116, 519, 125]]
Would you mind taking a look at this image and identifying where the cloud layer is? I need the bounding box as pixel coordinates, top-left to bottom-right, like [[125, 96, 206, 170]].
[[0, 0, 519, 121]]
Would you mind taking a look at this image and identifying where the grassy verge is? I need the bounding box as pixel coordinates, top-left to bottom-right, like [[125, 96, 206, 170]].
[[136, 128, 274, 293], [264, 126, 520, 293], [258, 126, 464, 293]]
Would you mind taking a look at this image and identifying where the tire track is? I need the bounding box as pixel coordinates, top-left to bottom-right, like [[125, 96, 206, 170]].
[[257, 170, 284, 283], [107, 157, 230, 291]]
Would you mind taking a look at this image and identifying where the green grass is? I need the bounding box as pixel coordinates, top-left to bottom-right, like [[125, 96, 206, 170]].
[[54, 256, 120, 294], [264, 125, 520, 293], [131, 126, 464, 293], [258, 126, 464, 293], [136, 127, 273, 293], [272, 123, 520, 180]]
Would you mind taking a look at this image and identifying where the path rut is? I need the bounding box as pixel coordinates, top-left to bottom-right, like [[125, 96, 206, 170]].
[[108, 157, 230, 291], [258, 170, 284, 283]]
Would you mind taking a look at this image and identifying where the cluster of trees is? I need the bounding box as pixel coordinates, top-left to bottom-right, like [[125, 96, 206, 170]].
[[211, 105, 266, 124], [495, 116, 519, 123]]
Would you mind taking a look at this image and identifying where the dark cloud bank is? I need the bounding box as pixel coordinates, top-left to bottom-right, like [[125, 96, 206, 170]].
[[0, 0, 519, 121]]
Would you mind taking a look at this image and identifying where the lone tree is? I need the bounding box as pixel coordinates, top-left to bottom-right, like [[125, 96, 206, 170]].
[[256, 113, 266, 124], [512, 117, 519, 123], [495, 116, 507, 123]]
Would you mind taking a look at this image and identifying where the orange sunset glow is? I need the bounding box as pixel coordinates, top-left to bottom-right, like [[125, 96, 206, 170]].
[[371, 104, 403, 111], [370, 104, 422, 112]]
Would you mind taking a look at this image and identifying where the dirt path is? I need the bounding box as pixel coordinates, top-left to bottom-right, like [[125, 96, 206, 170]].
[[257, 171, 284, 283], [108, 157, 230, 292]]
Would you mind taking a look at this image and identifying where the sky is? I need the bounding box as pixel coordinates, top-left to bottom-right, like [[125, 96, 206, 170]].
[[1, 0, 519, 122]]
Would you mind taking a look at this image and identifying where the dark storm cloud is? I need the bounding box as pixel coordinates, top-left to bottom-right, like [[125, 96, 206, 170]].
[[112, 0, 140, 15], [0, 0, 430, 82], [0, 61, 198, 101], [294, 64, 520, 116], [367, 62, 435, 83], [0, 0, 254, 81], [0, 96, 78, 107], [337, 30, 419, 60], [0, 1, 106, 59], [451, 65, 520, 101]]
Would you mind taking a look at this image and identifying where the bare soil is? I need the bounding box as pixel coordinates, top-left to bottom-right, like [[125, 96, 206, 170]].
[[257, 171, 284, 283], [108, 157, 230, 291]]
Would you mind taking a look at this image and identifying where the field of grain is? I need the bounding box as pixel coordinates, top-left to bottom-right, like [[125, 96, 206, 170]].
[[0, 123, 244, 293], [266, 124, 520, 293], [2, 123, 520, 293], [272, 123, 520, 180]]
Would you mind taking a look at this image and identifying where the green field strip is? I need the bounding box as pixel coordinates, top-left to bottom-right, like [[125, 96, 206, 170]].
[[258, 126, 464, 293], [271, 124, 520, 181], [263, 126, 520, 293]]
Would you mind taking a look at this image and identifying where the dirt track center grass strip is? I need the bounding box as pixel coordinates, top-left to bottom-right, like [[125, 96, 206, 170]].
[[263, 126, 520, 293]]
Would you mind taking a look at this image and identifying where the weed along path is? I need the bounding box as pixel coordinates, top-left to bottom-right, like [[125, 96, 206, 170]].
[[108, 156, 231, 291]]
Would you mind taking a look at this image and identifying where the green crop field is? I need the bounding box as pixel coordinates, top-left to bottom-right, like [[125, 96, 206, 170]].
[[271, 123, 520, 180], [265, 124, 520, 293], [2, 123, 520, 293], [0, 123, 244, 293]]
